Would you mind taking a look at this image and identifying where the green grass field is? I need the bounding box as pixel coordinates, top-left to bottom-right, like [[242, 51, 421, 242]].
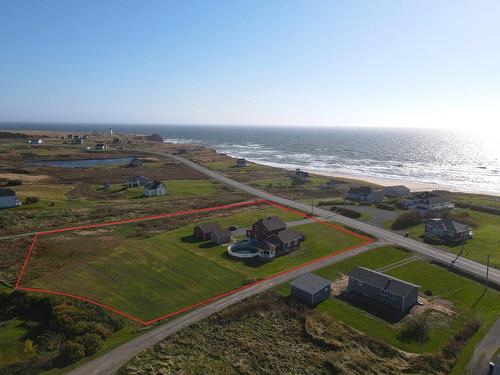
[[406, 209, 500, 268], [25, 206, 363, 321], [0, 318, 33, 367], [278, 246, 500, 373]]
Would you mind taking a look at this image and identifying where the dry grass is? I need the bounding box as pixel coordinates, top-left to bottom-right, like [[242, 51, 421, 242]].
[[119, 293, 459, 375]]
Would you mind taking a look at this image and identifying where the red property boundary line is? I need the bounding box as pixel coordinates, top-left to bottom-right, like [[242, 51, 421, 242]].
[[15, 200, 373, 326]]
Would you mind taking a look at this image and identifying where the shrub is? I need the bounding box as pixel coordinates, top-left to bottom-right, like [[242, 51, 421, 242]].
[[331, 207, 361, 219], [424, 290, 433, 296], [5, 179, 23, 186], [75, 333, 103, 355], [25, 196, 40, 204], [24, 339, 36, 354], [59, 341, 85, 364], [399, 316, 429, 343], [391, 211, 422, 230], [375, 203, 395, 211]]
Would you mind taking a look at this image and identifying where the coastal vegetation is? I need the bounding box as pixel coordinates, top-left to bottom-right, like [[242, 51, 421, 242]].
[[0, 287, 130, 374]]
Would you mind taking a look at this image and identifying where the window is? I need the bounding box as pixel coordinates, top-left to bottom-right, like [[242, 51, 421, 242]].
[[390, 293, 397, 300], [381, 290, 388, 296]]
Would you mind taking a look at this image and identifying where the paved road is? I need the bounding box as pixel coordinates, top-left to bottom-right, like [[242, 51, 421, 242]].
[[165, 153, 500, 286], [467, 318, 500, 374], [69, 240, 381, 375]]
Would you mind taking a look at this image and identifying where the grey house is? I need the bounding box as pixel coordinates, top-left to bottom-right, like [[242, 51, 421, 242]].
[[347, 267, 419, 312], [290, 273, 331, 306]]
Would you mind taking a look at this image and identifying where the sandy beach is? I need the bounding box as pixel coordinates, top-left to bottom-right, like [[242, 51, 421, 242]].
[[249, 159, 499, 196]]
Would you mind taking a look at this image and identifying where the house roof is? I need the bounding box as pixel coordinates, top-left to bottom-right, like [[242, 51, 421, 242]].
[[277, 229, 303, 243], [196, 222, 222, 233], [211, 227, 231, 238], [258, 216, 286, 232], [290, 273, 331, 294], [347, 186, 372, 195], [348, 267, 420, 297], [0, 188, 15, 197], [427, 218, 468, 233], [144, 180, 165, 190]]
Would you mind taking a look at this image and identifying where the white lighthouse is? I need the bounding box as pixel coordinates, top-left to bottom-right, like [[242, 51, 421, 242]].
[[109, 128, 113, 136]]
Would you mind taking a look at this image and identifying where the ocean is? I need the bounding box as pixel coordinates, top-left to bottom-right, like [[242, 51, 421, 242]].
[[2, 123, 499, 195]]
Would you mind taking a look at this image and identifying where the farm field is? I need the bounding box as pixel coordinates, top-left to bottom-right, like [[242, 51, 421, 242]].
[[277, 246, 500, 374], [20, 204, 365, 322]]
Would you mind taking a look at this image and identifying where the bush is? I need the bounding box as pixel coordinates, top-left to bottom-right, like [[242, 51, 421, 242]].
[[455, 202, 500, 216], [391, 211, 422, 230], [58, 341, 85, 364], [331, 207, 361, 219], [75, 333, 103, 355], [25, 196, 40, 204], [424, 290, 433, 296], [375, 203, 396, 211], [399, 316, 429, 343]]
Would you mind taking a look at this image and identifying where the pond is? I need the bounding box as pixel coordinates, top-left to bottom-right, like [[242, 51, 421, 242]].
[[29, 157, 134, 168]]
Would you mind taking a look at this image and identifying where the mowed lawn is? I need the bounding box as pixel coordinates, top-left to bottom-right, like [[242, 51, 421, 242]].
[[277, 246, 500, 373], [27, 206, 364, 321], [407, 209, 500, 268]]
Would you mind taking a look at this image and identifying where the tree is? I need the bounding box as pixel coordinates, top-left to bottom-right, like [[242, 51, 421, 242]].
[[75, 333, 103, 355], [59, 341, 85, 363]]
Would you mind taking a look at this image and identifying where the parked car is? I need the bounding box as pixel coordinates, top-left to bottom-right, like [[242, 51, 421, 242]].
[[228, 225, 238, 231]]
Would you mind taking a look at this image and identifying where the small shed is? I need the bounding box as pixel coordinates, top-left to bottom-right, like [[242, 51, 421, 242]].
[[193, 222, 223, 241], [290, 273, 331, 306], [211, 228, 232, 245], [236, 158, 247, 167]]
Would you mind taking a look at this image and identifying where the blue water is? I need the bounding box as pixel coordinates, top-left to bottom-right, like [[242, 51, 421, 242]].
[[2, 123, 499, 194], [29, 157, 133, 168]]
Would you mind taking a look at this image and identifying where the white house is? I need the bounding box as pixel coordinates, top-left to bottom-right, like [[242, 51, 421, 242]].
[[383, 185, 410, 198], [143, 181, 167, 196], [236, 158, 247, 167], [127, 175, 149, 188], [95, 143, 108, 150], [0, 188, 21, 208], [27, 139, 44, 144], [399, 192, 454, 212]]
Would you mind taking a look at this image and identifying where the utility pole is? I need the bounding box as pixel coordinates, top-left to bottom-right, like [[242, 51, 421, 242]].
[[311, 197, 314, 215], [461, 225, 468, 254], [67, 195, 71, 213], [485, 254, 490, 289]]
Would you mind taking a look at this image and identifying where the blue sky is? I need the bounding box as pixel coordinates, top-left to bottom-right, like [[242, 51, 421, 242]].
[[1, 0, 499, 129]]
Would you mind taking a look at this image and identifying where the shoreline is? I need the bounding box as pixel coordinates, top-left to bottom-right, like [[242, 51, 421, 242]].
[[241, 158, 500, 197]]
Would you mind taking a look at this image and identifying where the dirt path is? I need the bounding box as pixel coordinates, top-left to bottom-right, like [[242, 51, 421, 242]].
[[467, 318, 500, 374]]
